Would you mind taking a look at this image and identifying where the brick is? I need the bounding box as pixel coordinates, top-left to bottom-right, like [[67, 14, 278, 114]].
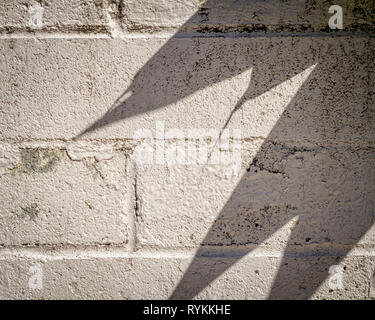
[[120, 0, 375, 33], [3, 1, 373, 34], [0, 0, 107, 33], [0, 145, 129, 246], [0, 252, 372, 299], [136, 141, 375, 248], [120, 0, 201, 32], [175, 254, 374, 300], [240, 37, 374, 143], [0, 37, 372, 142]]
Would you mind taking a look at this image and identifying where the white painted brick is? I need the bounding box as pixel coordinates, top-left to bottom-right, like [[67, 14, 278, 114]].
[[136, 141, 374, 249], [120, 0, 375, 33], [0, 0, 107, 32], [0, 37, 372, 142], [241, 37, 373, 143], [120, 0, 201, 32], [2, 0, 372, 34], [0, 252, 372, 299], [175, 254, 375, 300], [0, 146, 130, 245]]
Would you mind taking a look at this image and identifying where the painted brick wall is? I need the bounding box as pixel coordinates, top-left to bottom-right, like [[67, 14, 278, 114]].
[[0, 0, 374, 299]]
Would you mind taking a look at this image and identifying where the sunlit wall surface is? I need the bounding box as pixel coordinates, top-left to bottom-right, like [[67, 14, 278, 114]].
[[0, 0, 374, 300]]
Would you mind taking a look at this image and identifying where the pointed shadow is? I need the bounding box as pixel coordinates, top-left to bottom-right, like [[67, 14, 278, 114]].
[[78, 0, 323, 137], [171, 39, 374, 299], [78, 0, 374, 299]]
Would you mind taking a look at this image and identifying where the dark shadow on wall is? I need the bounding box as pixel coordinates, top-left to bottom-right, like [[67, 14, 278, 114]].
[[78, 0, 334, 137], [78, 0, 374, 299], [171, 45, 374, 298]]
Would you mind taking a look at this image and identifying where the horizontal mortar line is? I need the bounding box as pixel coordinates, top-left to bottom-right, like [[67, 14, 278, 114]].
[[0, 31, 374, 40], [0, 138, 135, 144], [0, 32, 111, 39], [0, 244, 374, 260], [0, 31, 177, 40], [0, 138, 373, 145], [174, 31, 375, 39], [138, 244, 375, 258]]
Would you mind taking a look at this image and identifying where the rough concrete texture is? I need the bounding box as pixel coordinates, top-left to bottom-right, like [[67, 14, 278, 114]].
[[0, 0, 108, 33], [136, 144, 374, 249], [120, 0, 375, 33], [0, 252, 373, 299], [0, 146, 129, 246], [1, 1, 374, 34], [0, 0, 374, 300], [0, 37, 373, 141]]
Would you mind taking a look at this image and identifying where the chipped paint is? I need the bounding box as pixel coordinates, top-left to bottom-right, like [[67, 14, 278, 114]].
[[67, 142, 114, 161], [11, 149, 64, 174], [18, 203, 39, 221]]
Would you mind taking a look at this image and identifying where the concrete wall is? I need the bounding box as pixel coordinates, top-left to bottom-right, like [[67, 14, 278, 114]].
[[0, 0, 374, 299]]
